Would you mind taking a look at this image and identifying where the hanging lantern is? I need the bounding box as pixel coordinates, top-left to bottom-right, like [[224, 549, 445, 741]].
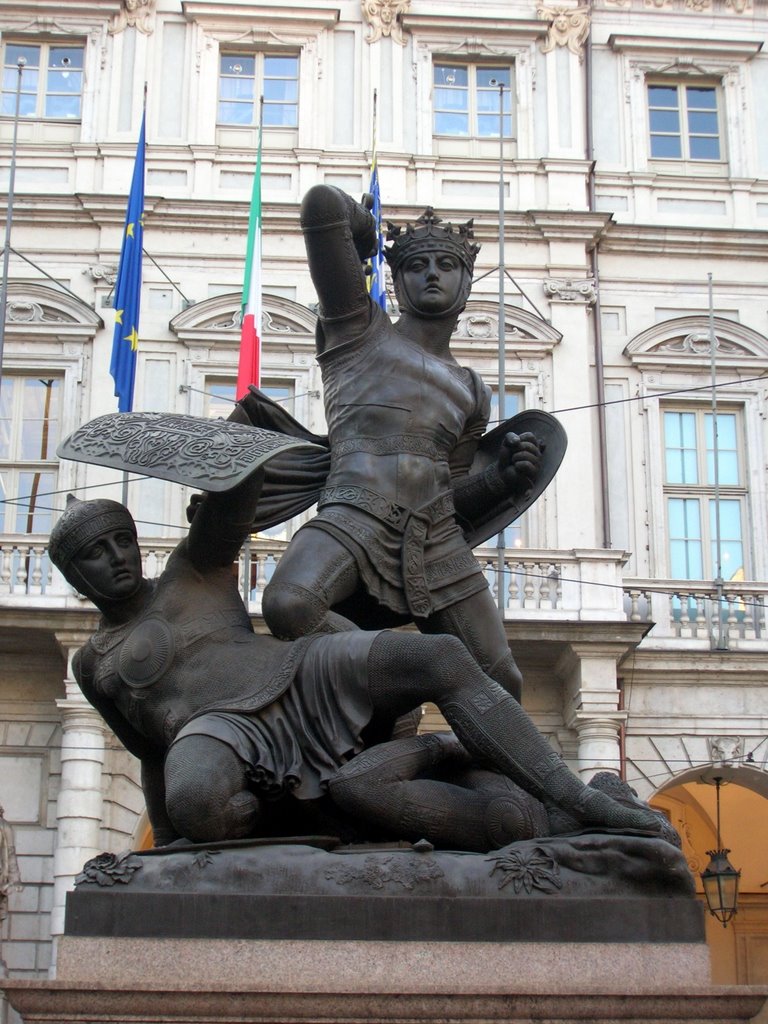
[[700, 778, 741, 927]]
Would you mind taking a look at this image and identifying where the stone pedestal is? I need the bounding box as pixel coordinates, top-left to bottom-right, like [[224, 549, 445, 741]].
[[3, 942, 768, 1024], [3, 839, 767, 1023]]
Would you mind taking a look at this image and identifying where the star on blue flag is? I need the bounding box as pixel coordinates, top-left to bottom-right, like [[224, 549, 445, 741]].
[[110, 112, 146, 412]]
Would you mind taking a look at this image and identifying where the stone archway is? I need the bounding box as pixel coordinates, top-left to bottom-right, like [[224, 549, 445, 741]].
[[652, 768, 768, 985]]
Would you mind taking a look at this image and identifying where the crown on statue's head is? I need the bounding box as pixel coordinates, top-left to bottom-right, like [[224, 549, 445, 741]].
[[384, 208, 480, 278]]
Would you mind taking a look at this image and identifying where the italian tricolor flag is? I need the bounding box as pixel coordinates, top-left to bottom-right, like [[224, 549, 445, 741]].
[[237, 108, 263, 399]]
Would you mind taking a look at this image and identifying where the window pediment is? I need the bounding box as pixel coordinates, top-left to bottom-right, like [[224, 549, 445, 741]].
[[170, 292, 316, 345], [453, 301, 561, 357], [624, 315, 768, 371], [3, 283, 102, 341]]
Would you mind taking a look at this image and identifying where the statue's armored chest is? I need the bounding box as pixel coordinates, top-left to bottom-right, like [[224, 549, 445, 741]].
[[323, 333, 478, 444]]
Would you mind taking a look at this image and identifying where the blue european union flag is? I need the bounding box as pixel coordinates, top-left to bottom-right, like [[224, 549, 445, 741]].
[[110, 112, 145, 412], [367, 160, 386, 311]]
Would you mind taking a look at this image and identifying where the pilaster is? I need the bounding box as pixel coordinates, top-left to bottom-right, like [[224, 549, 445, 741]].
[[558, 641, 628, 780], [50, 635, 106, 958]]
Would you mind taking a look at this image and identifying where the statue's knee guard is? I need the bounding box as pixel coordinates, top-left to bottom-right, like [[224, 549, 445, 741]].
[[262, 581, 330, 639], [165, 736, 258, 843]]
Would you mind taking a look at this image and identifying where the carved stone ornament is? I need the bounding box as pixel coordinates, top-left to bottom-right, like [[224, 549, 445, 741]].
[[453, 313, 528, 342], [685, 0, 711, 9], [325, 853, 444, 890], [6, 300, 71, 324], [362, 0, 411, 46], [708, 736, 744, 766], [110, 0, 156, 35], [208, 309, 302, 335], [86, 264, 118, 286], [725, 0, 750, 11], [537, 5, 591, 57], [75, 851, 143, 887], [644, 0, 672, 7], [488, 844, 562, 894], [652, 333, 742, 358], [543, 278, 597, 304]]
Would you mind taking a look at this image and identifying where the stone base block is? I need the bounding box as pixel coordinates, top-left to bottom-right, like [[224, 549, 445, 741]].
[[55, 935, 710, 992], [3, 977, 768, 1024]]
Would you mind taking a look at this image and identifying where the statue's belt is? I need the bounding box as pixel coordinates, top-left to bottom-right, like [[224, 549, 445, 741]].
[[117, 609, 247, 689], [318, 486, 457, 618], [331, 434, 448, 462]]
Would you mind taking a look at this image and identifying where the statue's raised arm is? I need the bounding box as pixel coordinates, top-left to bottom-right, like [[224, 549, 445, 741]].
[[300, 185, 377, 350]]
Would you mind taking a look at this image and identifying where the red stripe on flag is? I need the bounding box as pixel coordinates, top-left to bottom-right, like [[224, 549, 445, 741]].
[[237, 313, 261, 399]]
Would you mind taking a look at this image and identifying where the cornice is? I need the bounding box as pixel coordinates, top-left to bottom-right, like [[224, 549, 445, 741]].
[[402, 12, 546, 40], [608, 33, 763, 58], [526, 209, 614, 246], [0, 1, 122, 22], [600, 222, 768, 257], [181, 1, 339, 36]]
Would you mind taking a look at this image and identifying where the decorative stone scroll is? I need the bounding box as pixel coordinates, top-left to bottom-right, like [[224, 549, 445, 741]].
[[543, 278, 597, 304], [454, 312, 529, 342], [6, 300, 71, 324], [362, 0, 411, 46], [85, 264, 118, 286], [537, 4, 591, 56]]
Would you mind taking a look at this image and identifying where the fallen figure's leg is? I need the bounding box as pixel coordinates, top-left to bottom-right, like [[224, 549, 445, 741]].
[[364, 632, 662, 835], [329, 732, 550, 851], [329, 734, 678, 851]]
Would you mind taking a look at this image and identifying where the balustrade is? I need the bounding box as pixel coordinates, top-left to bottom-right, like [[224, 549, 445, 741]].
[[1, 535, 766, 649]]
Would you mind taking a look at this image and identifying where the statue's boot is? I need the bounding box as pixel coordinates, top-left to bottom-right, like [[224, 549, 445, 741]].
[[438, 693, 662, 835], [547, 773, 681, 846]]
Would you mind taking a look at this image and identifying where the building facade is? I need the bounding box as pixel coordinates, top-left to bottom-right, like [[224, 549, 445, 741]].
[[0, 0, 766, 1008]]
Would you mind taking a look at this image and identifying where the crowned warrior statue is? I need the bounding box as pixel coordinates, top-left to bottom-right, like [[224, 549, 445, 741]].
[[233, 187, 555, 705]]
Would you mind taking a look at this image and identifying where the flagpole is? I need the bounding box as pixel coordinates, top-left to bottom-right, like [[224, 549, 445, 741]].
[[237, 96, 263, 398], [708, 272, 726, 650], [0, 56, 26, 398], [494, 79, 507, 615], [366, 90, 386, 311]]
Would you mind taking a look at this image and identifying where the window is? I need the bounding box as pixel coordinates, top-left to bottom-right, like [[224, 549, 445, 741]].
[[490, 387, 523, 549], [0, 376, 62, 535], [2, 41, 84, 120], [647, 82, 721, 162], [663, 408, 745, 582], [218, 53, 298, 128], [433, 63, 512, 138], [205, 379, 295, 421]]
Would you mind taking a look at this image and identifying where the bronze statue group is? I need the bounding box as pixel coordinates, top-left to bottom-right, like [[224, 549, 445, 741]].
[[49, 188, 668, 852]]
